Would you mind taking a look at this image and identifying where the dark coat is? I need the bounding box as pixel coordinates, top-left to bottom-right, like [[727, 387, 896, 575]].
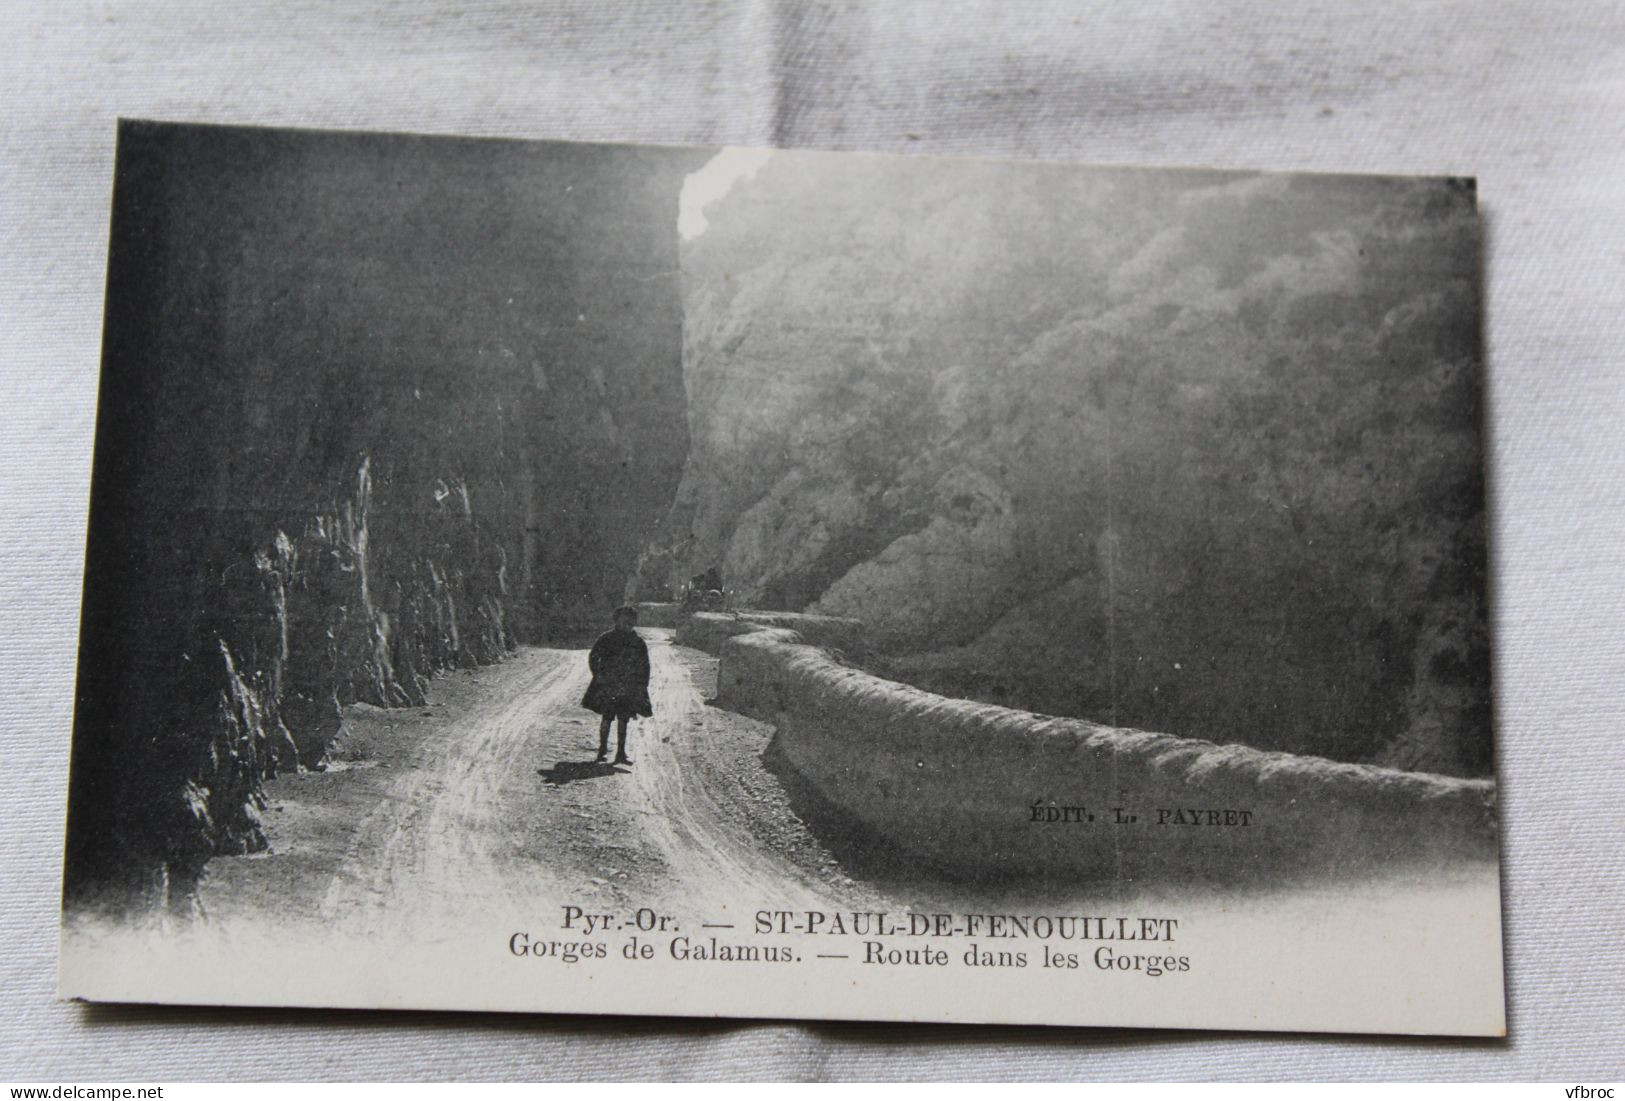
[[581, 627, 653, 719]]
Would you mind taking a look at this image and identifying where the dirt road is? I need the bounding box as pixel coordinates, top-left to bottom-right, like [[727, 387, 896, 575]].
[[200, 629, 876, 937]]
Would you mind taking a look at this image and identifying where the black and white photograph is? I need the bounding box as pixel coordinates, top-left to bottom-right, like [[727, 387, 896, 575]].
[[58, 120, 1503, 1036]]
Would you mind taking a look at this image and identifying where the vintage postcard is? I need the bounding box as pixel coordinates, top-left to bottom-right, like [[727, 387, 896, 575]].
[[60, 121, 1504, 1036]]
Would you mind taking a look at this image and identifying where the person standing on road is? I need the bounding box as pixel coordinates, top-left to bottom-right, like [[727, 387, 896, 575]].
[[581, 604, 652, 766]]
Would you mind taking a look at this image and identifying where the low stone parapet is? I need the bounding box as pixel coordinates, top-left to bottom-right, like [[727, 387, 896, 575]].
[[675, 610, 866, 658], [674, 611, 757, 653], [713, 625, 1497, 883], [632, 602, 682, 629]]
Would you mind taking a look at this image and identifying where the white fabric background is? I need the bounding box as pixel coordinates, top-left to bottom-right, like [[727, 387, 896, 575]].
[[2, 0, 1622, 1082]]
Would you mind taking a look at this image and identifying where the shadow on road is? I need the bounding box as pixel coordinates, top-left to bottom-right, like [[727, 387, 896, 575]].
[[537, 760, 626, 786]]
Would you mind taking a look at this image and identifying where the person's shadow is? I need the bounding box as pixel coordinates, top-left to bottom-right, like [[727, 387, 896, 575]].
[[537, 760, 625, 786]]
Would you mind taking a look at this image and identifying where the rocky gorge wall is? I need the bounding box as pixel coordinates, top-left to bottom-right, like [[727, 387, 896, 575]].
[[66, 125, 701, 908], [645, 151, 1490, 777], [701, 618, 1496, 883]]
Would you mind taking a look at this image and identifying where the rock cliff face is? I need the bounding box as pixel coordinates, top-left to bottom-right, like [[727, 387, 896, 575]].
[[67, 125, 701, 905], [648, 151, 1488, 775]]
